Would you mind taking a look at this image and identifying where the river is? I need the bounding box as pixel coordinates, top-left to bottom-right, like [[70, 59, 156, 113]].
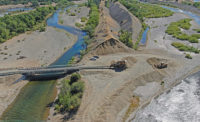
[[0, 6, 86, 121], [133, 6, 200, 122]]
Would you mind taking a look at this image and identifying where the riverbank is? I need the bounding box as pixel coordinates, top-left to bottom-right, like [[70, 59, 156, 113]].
[[0, 26, 77, 117]]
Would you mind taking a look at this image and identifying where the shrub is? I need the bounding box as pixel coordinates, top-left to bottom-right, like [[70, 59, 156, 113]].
[[119, 30, 133, 48], [70, 13, 76, 16], [39, 26, 46, 32], [70, 73, 81, 84], [71, 81, 84, 95], [185, 54, 192, 59], [81, 17, 87, 22], [75, 23, 83, 28]]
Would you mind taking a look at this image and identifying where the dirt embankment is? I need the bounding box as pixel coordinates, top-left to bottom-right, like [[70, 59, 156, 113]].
[[87, 1, 132, 56], [109, 2, 142, 42]]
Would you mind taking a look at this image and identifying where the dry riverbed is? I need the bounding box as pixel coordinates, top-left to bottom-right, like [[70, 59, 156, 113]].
[[0, 26, 77, 117]]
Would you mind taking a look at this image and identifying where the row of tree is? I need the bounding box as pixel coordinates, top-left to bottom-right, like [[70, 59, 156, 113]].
[[0, 6, 56, 43]]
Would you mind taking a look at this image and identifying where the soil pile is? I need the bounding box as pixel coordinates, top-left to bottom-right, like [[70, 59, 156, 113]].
[[88, 1, 131, 56]]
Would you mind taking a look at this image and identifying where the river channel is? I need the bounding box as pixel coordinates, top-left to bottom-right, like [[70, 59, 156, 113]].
[[0, 6, 86, 121]]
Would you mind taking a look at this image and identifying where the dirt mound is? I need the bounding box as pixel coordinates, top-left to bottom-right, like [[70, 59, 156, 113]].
[[122, 56, 137, 67], [87, 1, 132, 56], [89, 37, 131, 55]]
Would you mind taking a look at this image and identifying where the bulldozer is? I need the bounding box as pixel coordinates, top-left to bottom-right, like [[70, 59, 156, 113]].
[[110, 60, 127, 69], [154, 62, 167, 69]]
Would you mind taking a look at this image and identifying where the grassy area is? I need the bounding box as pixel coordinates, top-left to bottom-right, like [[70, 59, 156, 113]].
[[171, 42, 200, 53], [55, 73, 84, 113], [193, 29, 200, 33], [119, 0, 174, 22], [84, 2, 99, 38], [166, 19, 200, 43]]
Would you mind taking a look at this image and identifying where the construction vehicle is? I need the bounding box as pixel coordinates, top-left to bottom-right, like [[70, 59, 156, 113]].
[[154, 62, 167, 69], [110, 60, 127, 69]]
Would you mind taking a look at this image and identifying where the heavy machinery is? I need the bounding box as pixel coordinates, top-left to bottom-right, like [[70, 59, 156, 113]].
[[110, 60, 127, 69], [154, 62, 168, 69]]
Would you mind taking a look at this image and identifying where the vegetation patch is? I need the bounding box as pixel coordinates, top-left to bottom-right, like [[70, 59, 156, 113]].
[[193, 29, 200, 33], [84, 1, 99, 38], [70, 13, 76, 16], [119, 0, 174, 22], [75, 23, 83, 28], [185, 53, 192, 59], [0, 6, 55, 43], [171, 42, 200, 53], [166, 19, 200, 43], [55, 73, 84, 113], [182, 1, 200, 9], [119, 30, 133, 48], [81, 17, 87, 22]]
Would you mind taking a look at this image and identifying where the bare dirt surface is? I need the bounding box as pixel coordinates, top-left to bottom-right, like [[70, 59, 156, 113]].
[[0, 26, 77, 116]]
